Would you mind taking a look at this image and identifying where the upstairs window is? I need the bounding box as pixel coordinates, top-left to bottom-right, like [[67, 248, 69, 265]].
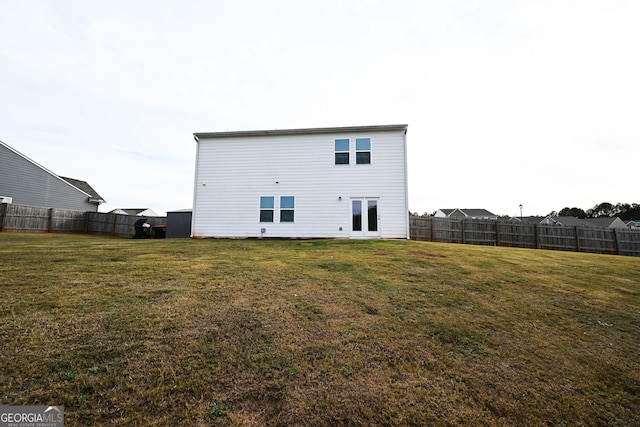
[[280, 196, 295, 222], [335, 139, 350, 165], [260, 196, 274, 222], [356, 138, 371, 164]]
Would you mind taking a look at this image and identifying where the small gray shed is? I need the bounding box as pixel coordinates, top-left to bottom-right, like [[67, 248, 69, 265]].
[[166, 209, 192, 238]]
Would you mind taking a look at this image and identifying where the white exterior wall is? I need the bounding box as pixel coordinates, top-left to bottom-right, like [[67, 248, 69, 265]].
[[192, 127, 408, 239]]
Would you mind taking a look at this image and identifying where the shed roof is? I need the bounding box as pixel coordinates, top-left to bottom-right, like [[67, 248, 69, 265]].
[[194, 124, 408, 140]]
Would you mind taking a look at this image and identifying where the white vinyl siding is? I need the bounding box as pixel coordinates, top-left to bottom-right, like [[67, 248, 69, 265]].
[[192, 127, 408, 238]]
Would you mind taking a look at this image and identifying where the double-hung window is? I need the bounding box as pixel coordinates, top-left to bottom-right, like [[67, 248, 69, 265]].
[[335, 139, 350, 165], [356, 138, 371, 164], [260, 196, 274, 222], [280, 196, 295, 222], [335, 137, 371, 165]]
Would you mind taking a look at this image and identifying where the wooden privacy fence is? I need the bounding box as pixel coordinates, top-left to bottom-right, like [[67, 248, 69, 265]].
[[0, 203, 166, 238], [410, 216, 640, 257]]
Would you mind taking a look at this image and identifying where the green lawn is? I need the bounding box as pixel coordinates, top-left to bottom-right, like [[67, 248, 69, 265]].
[[0, 233, 638, 426]]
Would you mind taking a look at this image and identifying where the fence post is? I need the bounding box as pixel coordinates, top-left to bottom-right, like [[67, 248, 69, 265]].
[[535, 224, 540, 249], [0, 203, 6, 231], [111, 213, 117, 236], [574, 226, 581, 252], [48, 208, 55, 232], [613, 229, 620, 255], [460, 219, 465, 244], [430, 217, 435, 242], [495, 220, 501, 246]]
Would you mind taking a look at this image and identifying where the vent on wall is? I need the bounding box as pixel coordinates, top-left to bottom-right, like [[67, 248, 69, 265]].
[[0, 196, 12, 204]]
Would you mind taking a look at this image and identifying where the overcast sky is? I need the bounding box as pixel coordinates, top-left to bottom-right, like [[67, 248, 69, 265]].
[[1, 0, 638, 217]]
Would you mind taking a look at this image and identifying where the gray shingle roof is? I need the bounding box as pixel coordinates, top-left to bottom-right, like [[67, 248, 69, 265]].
[[458, 209, 496, 217], [60, 176, 105, 203]]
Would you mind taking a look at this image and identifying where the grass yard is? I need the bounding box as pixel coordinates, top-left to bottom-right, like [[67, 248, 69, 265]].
[[0, 233, 638, 426]]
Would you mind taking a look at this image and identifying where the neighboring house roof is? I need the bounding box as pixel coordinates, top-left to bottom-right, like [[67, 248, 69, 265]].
[[59, 176, 105, 203], [435, 209, 455, 216], [438, 208, 497, 218], [194, 124, 408, 140], [456, 209, 496, 217], [582, 217, 628, 229], [544, 216, 591, 227], [110, 208, 159, 217], [541, 216, 627, 228], [544, 216, 628, 229], [519, 216, 546, 224]]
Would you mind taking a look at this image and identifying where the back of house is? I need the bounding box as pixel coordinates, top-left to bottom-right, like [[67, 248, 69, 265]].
[[191, 124, 409, 239]]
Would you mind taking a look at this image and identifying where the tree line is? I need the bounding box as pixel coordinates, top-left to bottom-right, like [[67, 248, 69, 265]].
[[552, 202, 640, 220]]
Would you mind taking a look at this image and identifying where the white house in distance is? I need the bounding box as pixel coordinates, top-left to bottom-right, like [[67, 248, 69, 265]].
[[109, 208, 160, 217], [435, 208, 498, 220], [191, 124, 409, 239]]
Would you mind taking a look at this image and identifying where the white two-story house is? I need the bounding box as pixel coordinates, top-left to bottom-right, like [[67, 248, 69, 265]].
[[191, 124, 409, 239]]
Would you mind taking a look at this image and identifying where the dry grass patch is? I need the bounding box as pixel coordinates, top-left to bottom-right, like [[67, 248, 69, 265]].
[[0, 233, 638, 425]]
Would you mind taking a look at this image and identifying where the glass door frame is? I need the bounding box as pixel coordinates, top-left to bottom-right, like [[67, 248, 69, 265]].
[[350, 197, 380, 238]]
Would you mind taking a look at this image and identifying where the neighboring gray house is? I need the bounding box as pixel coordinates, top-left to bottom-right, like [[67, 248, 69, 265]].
[[0, 140, 104, 212], [435, 208, 498, 220]]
